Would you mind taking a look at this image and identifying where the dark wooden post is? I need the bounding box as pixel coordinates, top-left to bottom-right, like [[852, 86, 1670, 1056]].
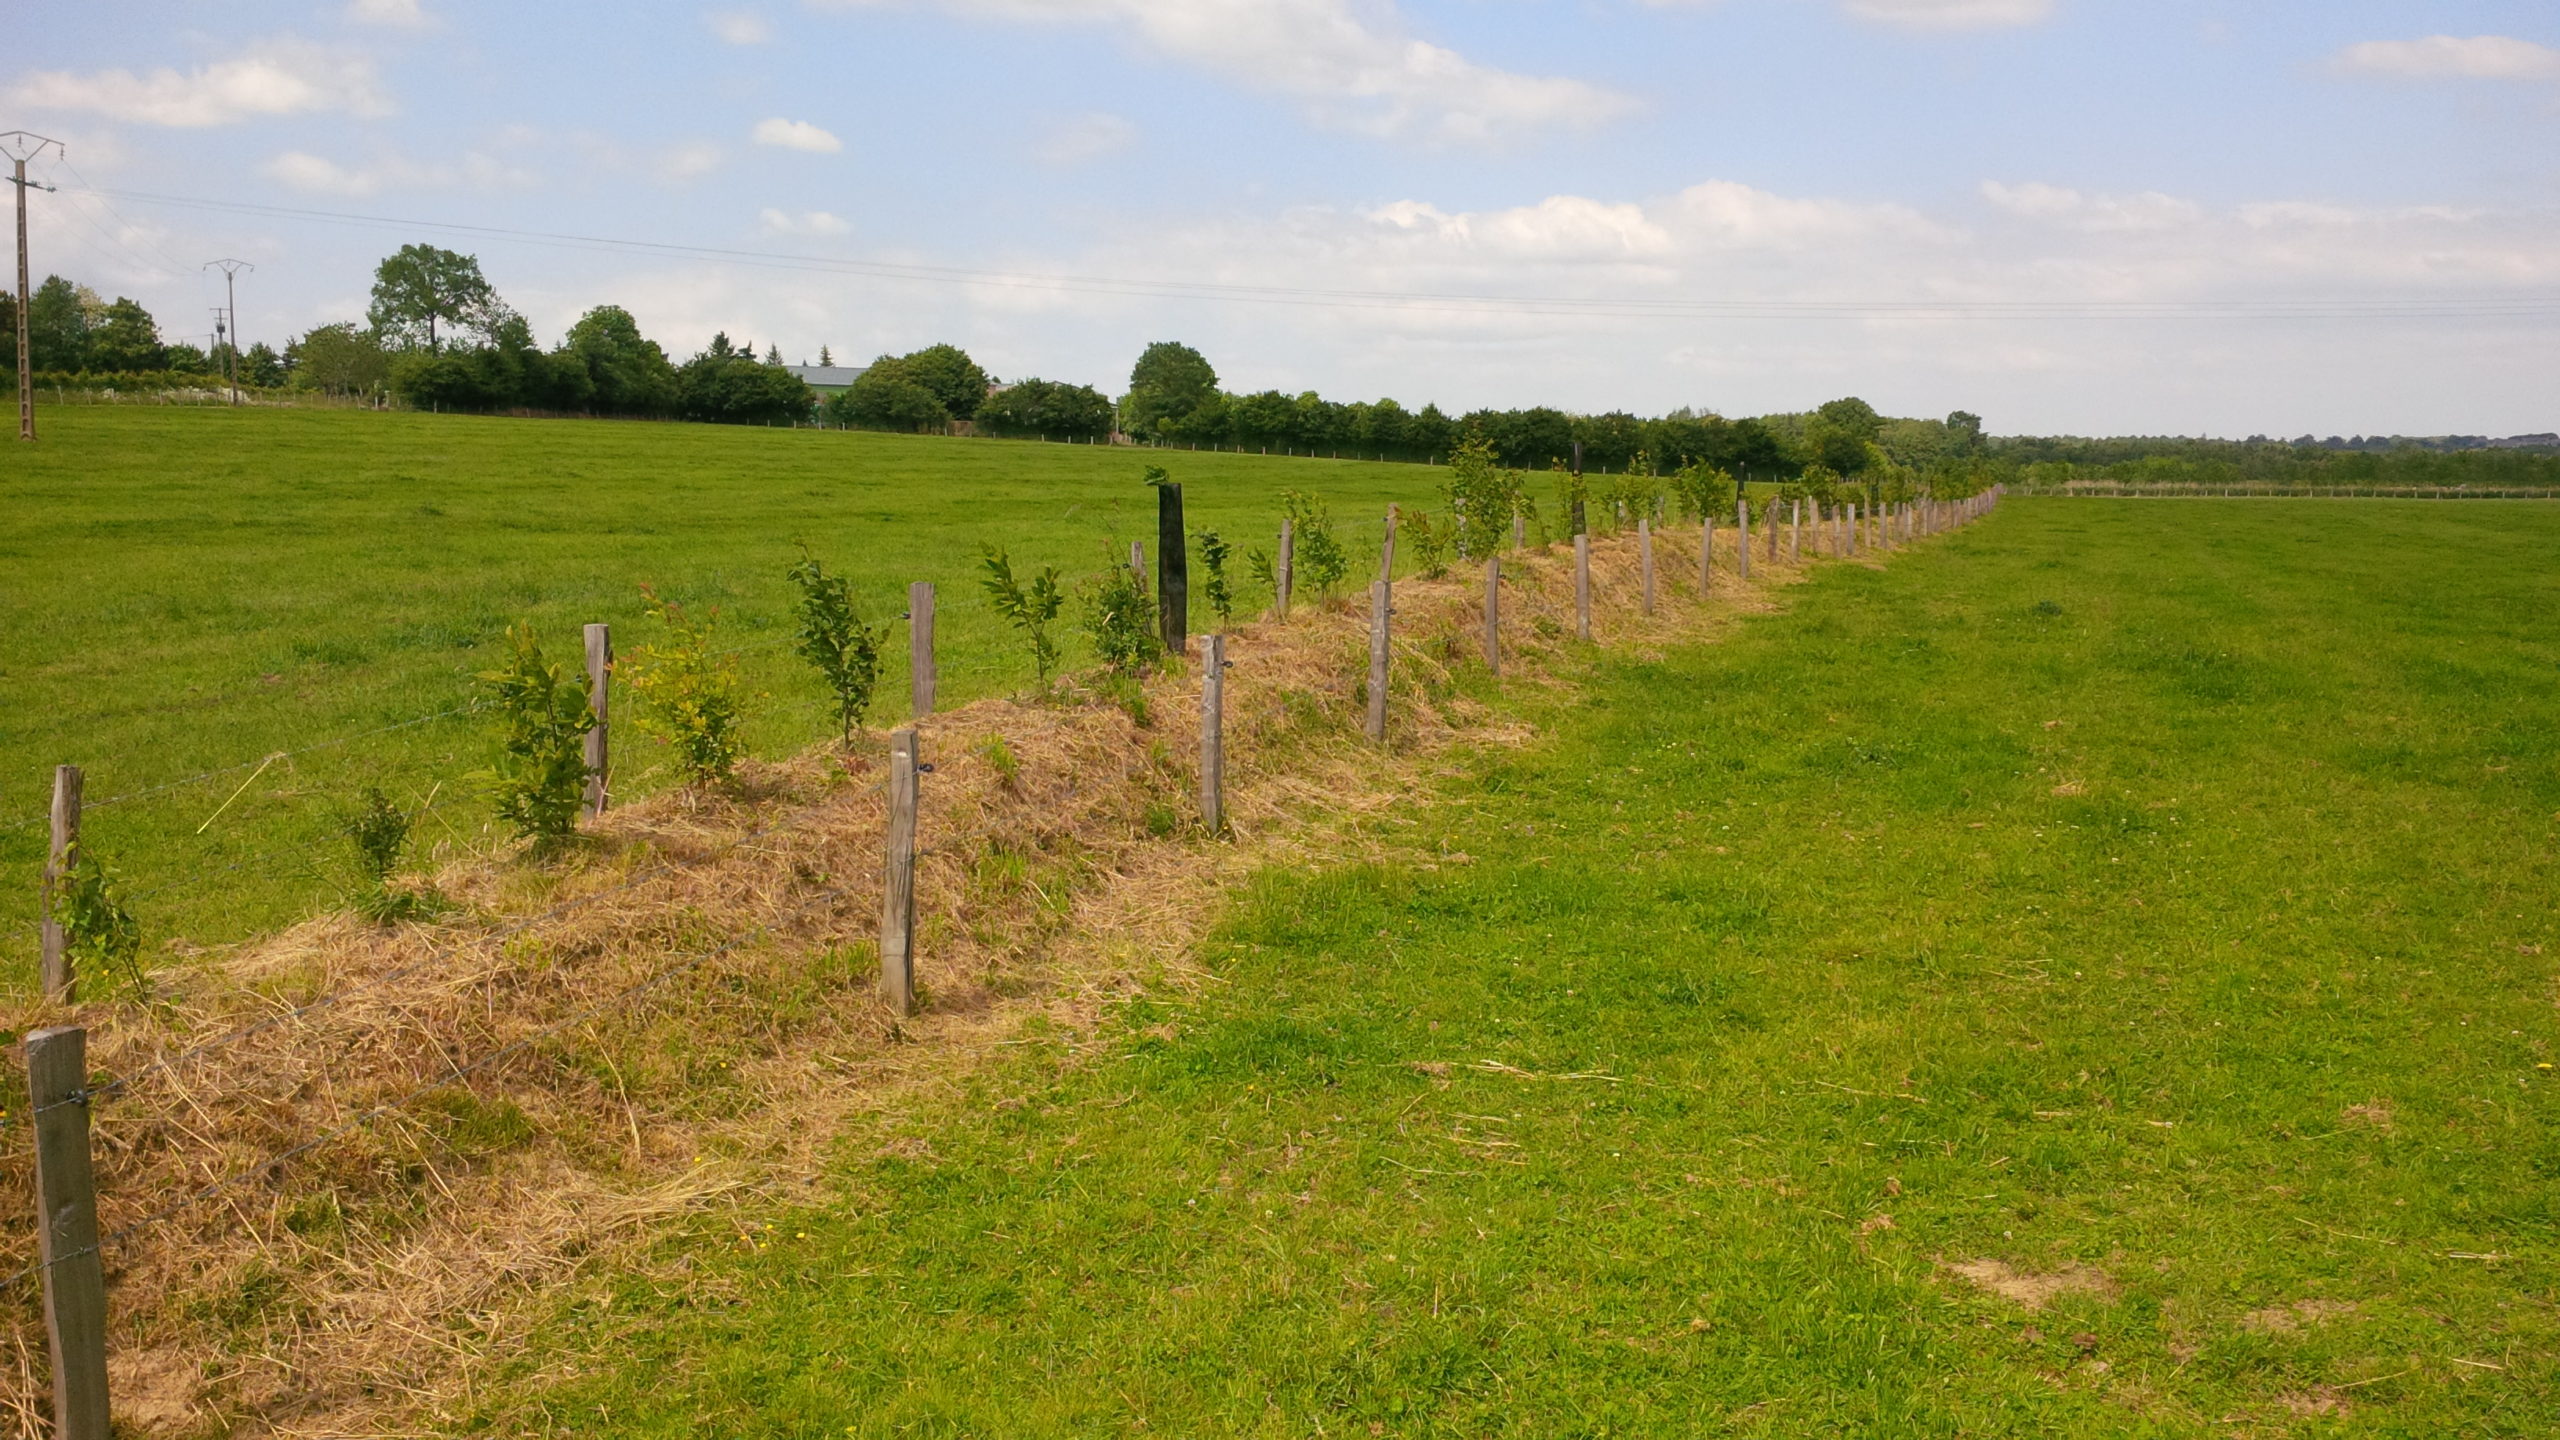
[[1156, 481, 1188, 657], [26, 1026, 110, 1439], [1737, 497, 1751, 580], [908, 582, 936, 719], [880, 729, 918, 1015], [40, 765, 81, 1004], [1569, 442, 1586, 537], [581, 624, 611, 819]]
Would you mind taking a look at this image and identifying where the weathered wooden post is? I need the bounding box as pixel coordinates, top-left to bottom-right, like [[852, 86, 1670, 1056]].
[[1638, 516, 1656, 616], [880, 729, 919, 1015], [1765, 497, 1780, 564], [1276, 518, 1295, 619], [1199, 634, 1225, 835], [1737, 497, 1752, 580], [581, 623, 611, 819], [26, 1026, 110, 1439], [1513, 512, 1526, 550], [1570, 442, 1587, 538], [908, 582, 936, 719], [1700, 515, 1714, 594], [1788, 501, 1802, 565], [1156, 480, 1188, 658], [1380, 504, 1398, 583], [1365, 581, 1391, 744], [41, 765, 81, 1004], [1574, 534, 1592, 641], [1482, 556, 1500, 675]]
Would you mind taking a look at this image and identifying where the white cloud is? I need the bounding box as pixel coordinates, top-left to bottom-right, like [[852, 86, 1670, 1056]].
[[2331, 35, 2560, 82], [661, 140, 725, 181], [1840, 0, 2053, 29], [1980, 180, 2201, 233], [705, 9, 773, 44], [752, 116, 843, 152], [759, 207, 852, 236], [344, 0, 433, 29], [809, 0, 1631, 143], [10, 37, 391, 127], [262, 148, 538, 196], [1034, 112, 1138, 165]]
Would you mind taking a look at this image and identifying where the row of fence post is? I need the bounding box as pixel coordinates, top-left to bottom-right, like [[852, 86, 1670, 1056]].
[[14, 484, 2005, 1435]]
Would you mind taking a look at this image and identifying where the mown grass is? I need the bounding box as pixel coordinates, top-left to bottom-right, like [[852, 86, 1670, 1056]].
[[485, 499, 2557, 1436], [0, 408, 1454, 969]]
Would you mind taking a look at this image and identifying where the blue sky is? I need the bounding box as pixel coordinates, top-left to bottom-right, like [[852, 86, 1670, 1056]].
[[14, 0, 2560, 435]]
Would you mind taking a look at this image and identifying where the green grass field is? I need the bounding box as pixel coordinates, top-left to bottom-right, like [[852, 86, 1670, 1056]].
[[0, 408, 1452, 968], [482, 499, 2558, 1436]]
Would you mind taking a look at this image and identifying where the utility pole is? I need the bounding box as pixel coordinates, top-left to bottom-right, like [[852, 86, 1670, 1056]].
[[2, 131, 62, 442], [205, 259, 251, 405]]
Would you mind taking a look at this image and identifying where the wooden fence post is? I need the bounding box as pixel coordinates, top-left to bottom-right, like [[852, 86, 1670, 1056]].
[[1365, 581, 1391, 744], [1574, 534, 1593, 641], [1156, 481, 1188, 658], [1276, 518, 1295, 619], [1766, 498, 1780, 564], [1381, 504, 1398, 583], [880, 730, 918, 1015], [1638, 517, 1656, 616], [1199, 634, 1226, 835], [1482, 556, 1500, 675], [1700, 516, 1714, 594], [41, 766, 81, 1005], [908, 582, 937, 719], [1513, 512, 1526, 551], [581, 623, 611, 819], [1737, 497, 1752, 580], [1848, 503, 1860, 555], [26, 1026, 110, 1439], [1788, 501, 1802, 565]]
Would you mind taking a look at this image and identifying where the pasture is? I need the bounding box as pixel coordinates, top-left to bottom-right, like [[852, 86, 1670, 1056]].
[[481, 498, 2560, 1436], [0, 408, 1450, 969]]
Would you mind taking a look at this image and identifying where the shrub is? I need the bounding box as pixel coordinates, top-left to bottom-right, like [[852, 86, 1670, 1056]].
[[1670, 458, 1737, 521], [1282, 491, 1349, 598], [624, 590, 749, 786], [979, 544, 1066, 685], [1554, 465, 1593, 535], [1402, 509, 1450, 579], [345, 786, 410, 886], [1441, 436, 1529, 559], [480, 624, 592, 845], [786, 550, 885, 743], [58, 846, 144, 996], [1194, 528, 1235, 630], [1081, 550, 1163, 676]]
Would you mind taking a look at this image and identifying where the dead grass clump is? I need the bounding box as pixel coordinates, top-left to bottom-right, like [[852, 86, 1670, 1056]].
[[2239, 1299, 2356, 1335], [0, 522, 1853, 1434], [1946, 1258, 2121, 1311]]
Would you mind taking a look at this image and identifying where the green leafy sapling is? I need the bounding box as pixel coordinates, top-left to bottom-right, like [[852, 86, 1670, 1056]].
[[1670, 458, 1736, 523], [1281, 491, 1348, 598], [1194, 528, 1235, 630], [787, 549, 885, 743], [480, 623, 592, 845], [1441, 437, 1526, 560], [1081, 547, 1164, 675], [1403, 509, 1450, 578], [624, 589, 748, 786], [58, 845, 144, 996], [980, 543, 1066, 685], [343, 786, 443, 923]]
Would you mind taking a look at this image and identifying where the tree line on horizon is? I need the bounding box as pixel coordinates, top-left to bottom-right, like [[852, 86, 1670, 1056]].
[[8, 244, 2552, 490]]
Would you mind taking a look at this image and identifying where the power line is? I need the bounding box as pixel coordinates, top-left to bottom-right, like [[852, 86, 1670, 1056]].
[[82, 184, 2560, 324]]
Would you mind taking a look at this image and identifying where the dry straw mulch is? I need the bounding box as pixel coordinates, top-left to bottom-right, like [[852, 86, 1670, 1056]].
[[0, 522, 1837, 1436]]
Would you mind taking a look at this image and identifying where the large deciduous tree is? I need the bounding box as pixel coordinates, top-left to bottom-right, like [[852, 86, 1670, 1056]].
[[974, 377, 1114, 440], [87, 298, 166, 371], [367, 244, 509, 352], [1805, 395, 1884, 475], [290, 322, 390, 397], [560, 305, 679, 416], [1119, 340, 1216, 440], [26, 275, 94, 372], [898, 342, 991, 419]]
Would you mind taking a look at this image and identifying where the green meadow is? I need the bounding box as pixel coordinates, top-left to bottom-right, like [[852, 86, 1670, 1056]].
[[484, 498, 2559, 1437], [0, 407, 1449, 969]]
